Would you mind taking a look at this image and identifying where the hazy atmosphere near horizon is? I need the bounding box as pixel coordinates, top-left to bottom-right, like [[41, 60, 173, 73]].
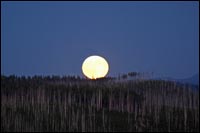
[[1, 1, 199, 79]]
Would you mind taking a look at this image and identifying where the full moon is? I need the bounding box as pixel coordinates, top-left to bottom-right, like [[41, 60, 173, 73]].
[[82, 55, 109, 79]]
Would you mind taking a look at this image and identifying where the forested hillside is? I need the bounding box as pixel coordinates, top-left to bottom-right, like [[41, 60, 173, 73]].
[[1, 75, 199, 132]]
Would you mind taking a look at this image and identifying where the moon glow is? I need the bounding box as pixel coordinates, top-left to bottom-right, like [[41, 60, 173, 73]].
[[82, 55, 109, 79]]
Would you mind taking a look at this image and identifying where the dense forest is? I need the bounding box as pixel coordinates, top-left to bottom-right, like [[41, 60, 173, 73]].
[[1, 75, 199, 132]]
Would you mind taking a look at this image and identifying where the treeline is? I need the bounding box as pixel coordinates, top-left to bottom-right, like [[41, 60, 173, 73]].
[[1, 75, 116, 82], [1, 75, 82, 82], [1, 75, 199, 132]]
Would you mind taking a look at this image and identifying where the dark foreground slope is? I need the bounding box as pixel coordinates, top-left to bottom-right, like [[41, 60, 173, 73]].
[[1, 75, 199, 132]]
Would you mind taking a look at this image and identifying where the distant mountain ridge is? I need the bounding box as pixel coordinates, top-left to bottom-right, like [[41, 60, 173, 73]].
[[117, 72, 199, 86], [158, 74, 199, 86], [176, 73, 199, 85]]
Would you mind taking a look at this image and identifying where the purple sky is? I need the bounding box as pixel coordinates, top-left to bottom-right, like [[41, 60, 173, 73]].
[[1, 1, 199, 79]]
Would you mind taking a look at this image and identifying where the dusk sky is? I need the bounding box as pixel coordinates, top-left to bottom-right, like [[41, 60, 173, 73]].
[[1, 1, 199, 79]]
